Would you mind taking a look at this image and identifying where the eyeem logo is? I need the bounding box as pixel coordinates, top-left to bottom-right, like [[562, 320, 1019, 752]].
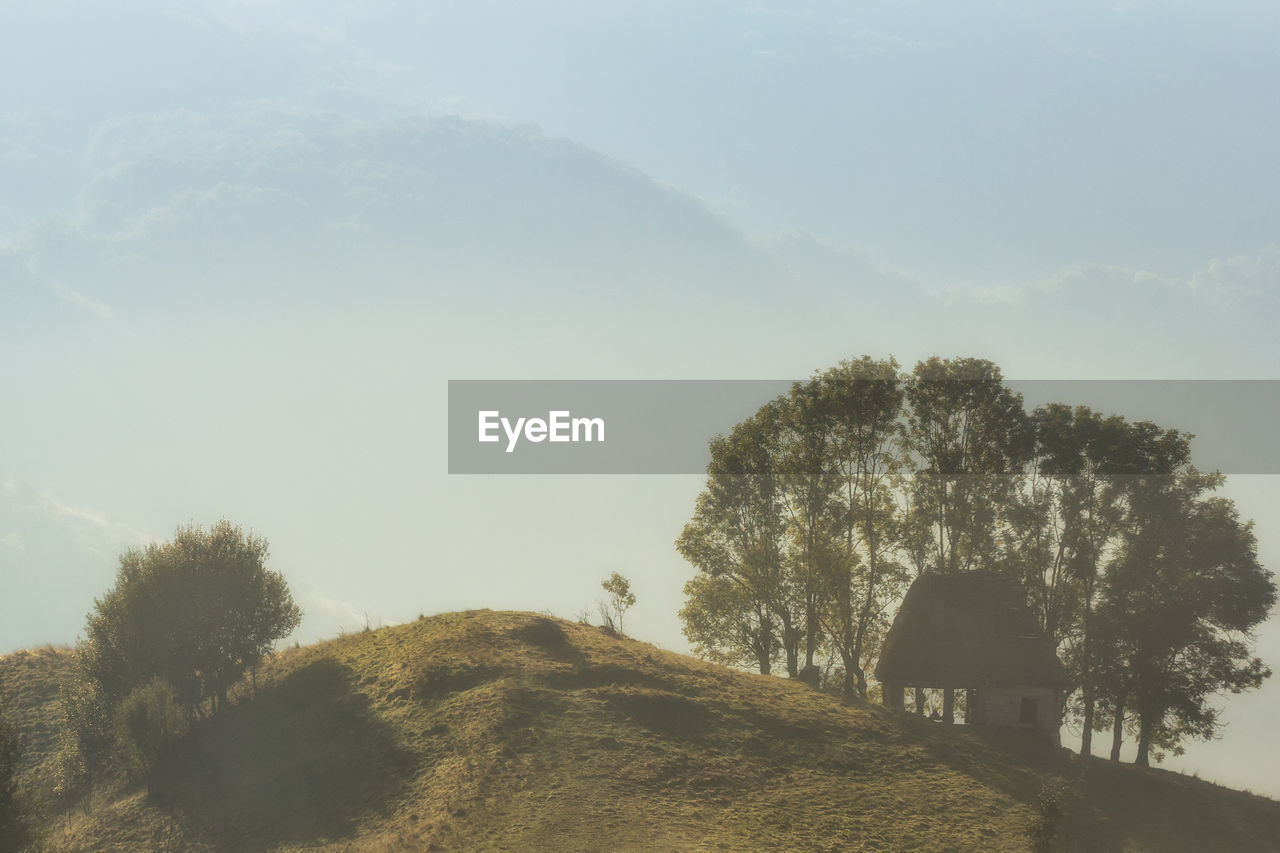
[[478, 410, 605, 453]]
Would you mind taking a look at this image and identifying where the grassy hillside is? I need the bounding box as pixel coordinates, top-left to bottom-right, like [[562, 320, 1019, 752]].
[[3, 611, 1279, 851]]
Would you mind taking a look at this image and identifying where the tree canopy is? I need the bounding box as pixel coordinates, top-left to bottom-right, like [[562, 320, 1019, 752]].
[[80, 520, 302, 717]]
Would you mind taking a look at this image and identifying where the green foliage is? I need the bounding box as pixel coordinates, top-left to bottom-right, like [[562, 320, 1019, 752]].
[[600, 572, 637, 635], [54, 671, 115, 799], [679, 572, 779, 671], [114, 679, 187, 783], [677, 404, 795, 674], [1099, 469, 1276, 765], [80, 520, 302, 717], [1025, 781, 1071, 853], [901, 356, 1033, 577]]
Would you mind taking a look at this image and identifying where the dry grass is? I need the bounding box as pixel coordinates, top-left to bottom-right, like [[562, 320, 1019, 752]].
[[4, 611, 1280, 851]]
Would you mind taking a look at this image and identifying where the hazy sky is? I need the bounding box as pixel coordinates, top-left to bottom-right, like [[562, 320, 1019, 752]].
[[4, 1, 1280, 797]]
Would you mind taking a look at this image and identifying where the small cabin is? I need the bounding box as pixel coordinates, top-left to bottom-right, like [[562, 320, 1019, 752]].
[[874, 572, 1066, 744]]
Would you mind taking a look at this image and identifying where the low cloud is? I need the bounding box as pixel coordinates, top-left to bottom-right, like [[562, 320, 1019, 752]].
[[51, 283, 114, 320], [941, 247, 1280, 310]]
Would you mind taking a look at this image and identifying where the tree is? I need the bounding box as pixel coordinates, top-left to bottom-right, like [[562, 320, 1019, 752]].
[[1012, 406, 1190, 756], [54, 668, 115, 799], [678, 406, 799, 675], [901, 357, 1033, 577], [80, 520, 302, 718], [1100, 469, 1275, 765], [901, 357, 1031, 721], [816, 357, 909, 698], [679, 572, 779, 672], [600, 572, 637, 635], [775, 379, 841, 677]]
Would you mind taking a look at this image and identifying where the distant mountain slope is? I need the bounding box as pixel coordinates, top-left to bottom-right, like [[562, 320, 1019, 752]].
[[3, 111, 785, 319], [4, 611, 1280, 851]]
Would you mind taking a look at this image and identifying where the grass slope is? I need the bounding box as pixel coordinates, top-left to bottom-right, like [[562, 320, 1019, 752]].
[[4, 611, 1280, 851]]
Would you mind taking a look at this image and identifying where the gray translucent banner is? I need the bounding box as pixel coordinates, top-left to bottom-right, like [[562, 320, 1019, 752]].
[[448, 380, 1280, 475]]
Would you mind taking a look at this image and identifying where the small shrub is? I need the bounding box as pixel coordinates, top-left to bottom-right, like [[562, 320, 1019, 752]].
[[1026, 781, 1071, 853], [115, 678, 187, 785], [599, 573, 636, 636]]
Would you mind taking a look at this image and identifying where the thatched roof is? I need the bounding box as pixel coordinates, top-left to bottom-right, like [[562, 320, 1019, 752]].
[[874, 572, 1066, 689]]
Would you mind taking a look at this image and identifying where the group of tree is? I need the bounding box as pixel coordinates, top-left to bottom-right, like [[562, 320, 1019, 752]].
[[58, 520, 301, 794], [677, 355, 1275, 766]]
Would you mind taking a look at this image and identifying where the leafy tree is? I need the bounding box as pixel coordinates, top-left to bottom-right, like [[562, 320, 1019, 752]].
[[678, 407, 800, 675], [54, 669, 116, 799], [1013, 406, 1192, 755], [1100, 469, 1275, 765], [775, 379, 842, 676], [901, 357, 1031, 720], [80, 520, 302, 718], [600, 572, 637, 636], [816, 357, 909, 698], [679, 572, 779, 672], [901, 357, 1032, 577]]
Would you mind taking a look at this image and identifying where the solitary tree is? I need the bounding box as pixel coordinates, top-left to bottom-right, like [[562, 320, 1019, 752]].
[[600, 572, 637, 635], [80, 520, 302, 717]]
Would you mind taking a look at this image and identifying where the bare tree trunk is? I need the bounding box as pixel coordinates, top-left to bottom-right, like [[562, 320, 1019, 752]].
[[804, 591, 819, 671], [943, 688, 955, 724], [1135, 714, 1151, 767], [1079, 571, 1096, 757], [1080, 692, 1095, 757], [852, 511, 879, 702], [779, 611, 799, 678], [915, 687, 926, 716], [1109, 700, 1124, 762]]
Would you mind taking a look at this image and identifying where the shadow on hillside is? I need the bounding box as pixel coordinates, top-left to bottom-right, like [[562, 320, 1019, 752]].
[[1066, 759, 1280, 853], [909, 719, 1280, 852], [151, 659, 416, 851], [605, 689, 715, 737]]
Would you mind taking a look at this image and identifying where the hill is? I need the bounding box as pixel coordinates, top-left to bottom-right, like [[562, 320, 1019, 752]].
[[3, 611, 1280, 851]]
